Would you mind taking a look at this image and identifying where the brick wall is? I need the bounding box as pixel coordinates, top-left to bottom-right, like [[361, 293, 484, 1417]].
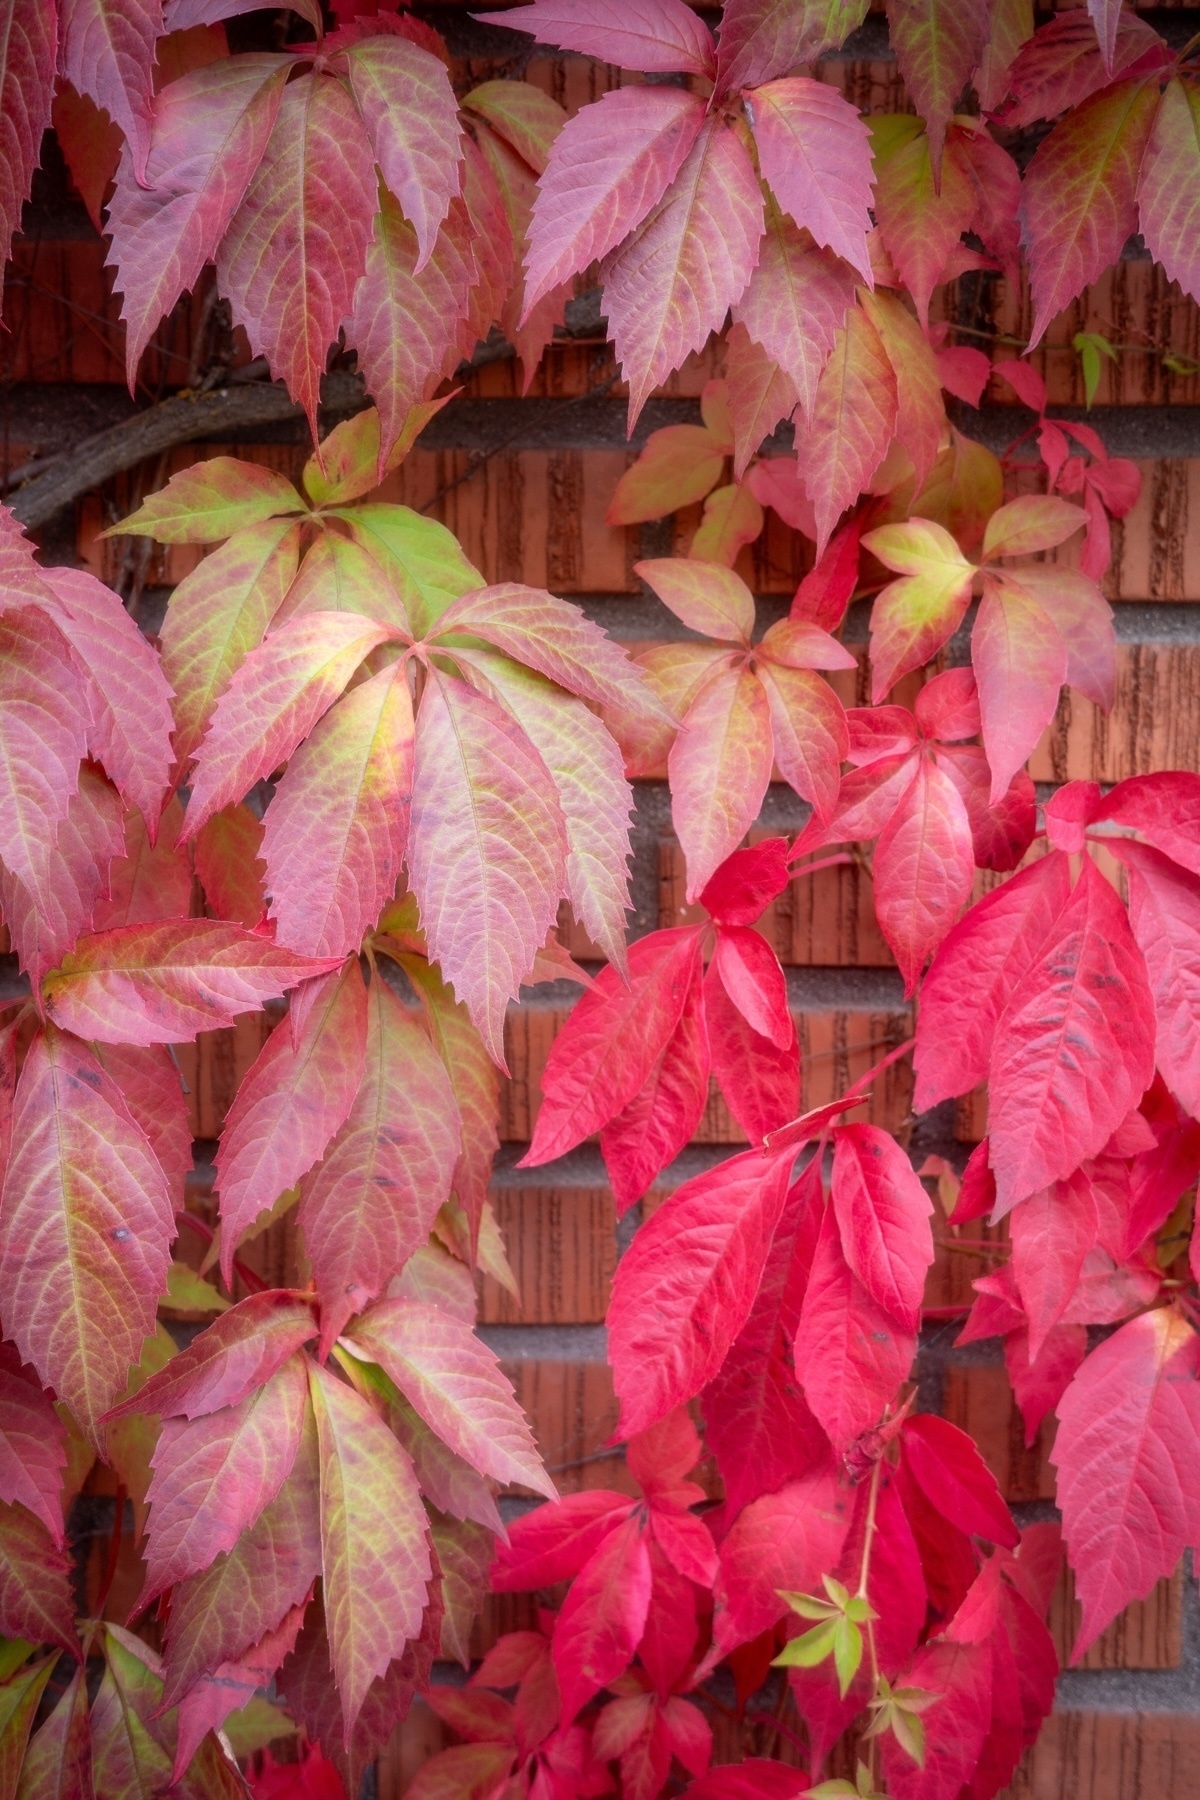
[[8, 3, 1200, 1793]]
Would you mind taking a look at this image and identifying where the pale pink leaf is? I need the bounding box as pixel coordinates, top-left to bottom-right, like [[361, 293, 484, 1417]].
[[0, 764, 125, 988], [747, 77, 873, 280], [0, 607, 89, 894], [475, 0, 716, 76], [215, 960, 367, 1277], [104, 1290, 317, 1423], [523, 85, 705, 313], [58, 0, 161, 183], [972, 572, 1069, 804], [731, 208, 855, 427], [669, 663, 774, 903], [347, 1297, 552, 1497], [408, 669, 567, 1067], [216, 71, 377, 440], [298, 974, 460, 1351], [42, 919, 340, 1044], [0, 0, 56, 273], [105, 56, 287, 386], [601, 115, 763, 427], [0, 1026, 174, 1439], [805, 302, 898, 552], [715, 0, 870, 94], [343, 31, 461, 267]]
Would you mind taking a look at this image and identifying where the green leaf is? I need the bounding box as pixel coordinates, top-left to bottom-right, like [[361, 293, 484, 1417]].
[[772, 1618, 839, 1667], [1073, 330, 1118, 407], [163, 1264, 230, 1314], [338, 504, 484, 638]]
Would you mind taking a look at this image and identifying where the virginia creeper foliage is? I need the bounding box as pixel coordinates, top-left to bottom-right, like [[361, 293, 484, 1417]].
[[0, 0, 1199, 1793]]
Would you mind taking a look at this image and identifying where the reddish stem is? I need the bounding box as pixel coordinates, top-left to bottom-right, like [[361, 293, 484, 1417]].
[[789, 852, 855, 879], [95, 1482, 127, 1619], [177, 1209, 268, 1295]]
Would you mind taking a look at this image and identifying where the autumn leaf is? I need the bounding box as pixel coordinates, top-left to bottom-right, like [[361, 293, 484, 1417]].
[[746, 77, 873, 280], [475, 0, 717, 77]]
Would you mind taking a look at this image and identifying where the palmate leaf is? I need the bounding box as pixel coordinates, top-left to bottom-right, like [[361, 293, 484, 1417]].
[[0, 0, 56, 278], [104, 1289, 317, 1422], [0, 1027, 174, 1441], [746, 77, 873, 281], [347, 1298, 553, 1497], [600, 114, 764, 428], [307, 1358, 432, 1733], [408, 669, 567, 1067], [341, 28, 462, 268], [105, 56, 289, 386], [297, 974, 460, 1354]]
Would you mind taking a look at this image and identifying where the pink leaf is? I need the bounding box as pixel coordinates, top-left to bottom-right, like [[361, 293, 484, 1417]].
[[215, 959, 367, 1277], [988, 856, 1156, 1215], [342, 31, 461, 268], [42, 919, 339, 1044], [94, 1040, 192, 1209], [1053, 1307, 1200, 1653], [0, 607, 90, 896], [0, 1352, 67, 1546], [140, 1352, 307, 1605], [104, 1289, 316, 1422], [475, 0, 716, 76], [805, 302, 898, 552], [184, 611, 396, 837], [216, 71, 377, 440], [715, 0, 869, 95], [746, 77, 873, 280], [608, 1146, 796, 1437], [731, 216, 854, 429], [669, 664, 774, 903], [523, 85, 705, 314], [914, 851, 1070, 1111], [872, 753, 975, 992], [972, 572, 1069, 803], [1019, 77, 1159, 346], [58, 0, 160, 183], [106, 56, 286, 387], [830, 1124, 933, 1331], [0, 1027, 174, 1439], [999, 11, 1167, 131], [408, 669, 567, 1067], [1006, 1322, 1088, 1445], [0, 1504, 78, 1657], [349, 1297, 552, 1498], [298, 973, 460, 1352], [552, 1512, 652, 1722], [758, 661, 847, 824], [1137, 77, 1200, 309], [0, 0, 56, 273], [0, 765, 125, 988], [885, 0, 990, 170], [1097, 771, 1200, 875], [1009, 1172, 1100, 1360], [601, 116, 763, 428]]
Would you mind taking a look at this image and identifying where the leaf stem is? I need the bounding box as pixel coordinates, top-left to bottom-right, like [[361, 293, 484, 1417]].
[[95, 1482, 128, 1619]]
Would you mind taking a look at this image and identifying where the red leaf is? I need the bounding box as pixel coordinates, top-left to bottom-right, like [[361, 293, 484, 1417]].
[[524, 928, 704, 1165], [936, 745, 1036, 873], [715, 0, 868, 94], [746, 77, 872, 280], [0, 1353, 66, 1545], [215, 959, 367, 1277], [1006, 1322, 1087, 1445], [711, 1469, 850, 1657], [712, 925, 793, 1051], [683, 1763, 809, 1800], [703, 1164, 827, 1511], [1019, 77, 1159, 345], [0, 1500, 77, 1658], [972, 572, 1068, 804], [140, 1351, 308, 1604], [1110, 838, 1200, 1117], [491, 1492, 634, 1591], [902, 1415, 1019, 1548], [94, 1041, 192, 1210], [795, 1204, 916, 1451], [601, 116, 763, 427], [263, 658, 414, 960], [43, 919, 339, 1044], [0, 764, 126, 988], [879, 1634, 992, 1800], [0, 1026, 175, 1440], [1053, 1307, 1200, 1653], [298, 974, 460, 1352], [1096, 771, 1200, 876], [475, 0, 716, 77], [600, 960, 710, 1212], [523, 86, 705, 313], [791, 518, 863, 632], [106, 56, 286, 385], [552, 1512, 652, 1722], [998, 11, 1166, 130], [700, 839, 790, 926], [830, 1124, 933, 1331], [194, 802, 266, 929], [872, 754, 975, 994], [1009, 1172, 1100, 1360], [608, 1146, 796, 1437], [913, 850, 1071, 1112], [988, 856, 1156, 1214], [346, 1297, 552, 1498], [704, 960, 800, 1146], [104, 1290, 317, 1422], [216, 71, 378, 440]]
